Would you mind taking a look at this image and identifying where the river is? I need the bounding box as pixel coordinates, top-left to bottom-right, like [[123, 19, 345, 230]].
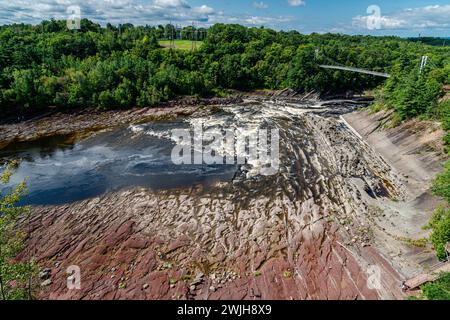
[[4, 98, 413, 299], [1, 99, 355, 205]]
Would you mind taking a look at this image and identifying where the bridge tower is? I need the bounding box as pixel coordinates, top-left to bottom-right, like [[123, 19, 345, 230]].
[[419, 56, 428, 74]]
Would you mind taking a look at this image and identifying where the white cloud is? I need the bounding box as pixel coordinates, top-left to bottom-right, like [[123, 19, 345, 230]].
[[244, 16, 291, 25], [193, 5, 214, 15], [0, 0, 292, 29], [253, 2, 268, 9], [352, 4, 450, 31], [0, 0, 211, 25], [153, 0, 189, 9], [209, 13, 293, 27], [288, 0, 305, 7]]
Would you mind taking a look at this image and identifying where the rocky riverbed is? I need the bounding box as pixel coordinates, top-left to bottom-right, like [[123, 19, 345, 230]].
[[7, 96, 444, 300]]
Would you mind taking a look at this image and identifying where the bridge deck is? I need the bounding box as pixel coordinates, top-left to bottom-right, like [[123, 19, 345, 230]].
[[319, 65, 391, 78]]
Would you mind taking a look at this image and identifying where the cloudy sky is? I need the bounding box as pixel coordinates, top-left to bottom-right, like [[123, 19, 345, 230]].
[[0, 0, 449, 37]]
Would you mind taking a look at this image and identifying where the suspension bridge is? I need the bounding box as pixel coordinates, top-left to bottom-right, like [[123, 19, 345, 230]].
[[315, 48, 392, 78], [319, 65, 391, 78], [315, 48, 430, 79]]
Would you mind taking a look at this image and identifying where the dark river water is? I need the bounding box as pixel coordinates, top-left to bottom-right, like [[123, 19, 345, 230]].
[[0, 118, 238, 205]]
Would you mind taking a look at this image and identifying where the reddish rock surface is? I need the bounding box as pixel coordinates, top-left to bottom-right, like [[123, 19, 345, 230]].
[[25, 188, 391, 300]]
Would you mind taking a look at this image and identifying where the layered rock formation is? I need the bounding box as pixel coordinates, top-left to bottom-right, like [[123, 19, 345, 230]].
[[19, 99, 408, 300]]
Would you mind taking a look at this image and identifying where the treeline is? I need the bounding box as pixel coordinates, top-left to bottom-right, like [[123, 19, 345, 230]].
[[407, 37, 449, 47], [156, 24, 208, 41], [375, 64, 449, 121], [0, 20, 449, 119]]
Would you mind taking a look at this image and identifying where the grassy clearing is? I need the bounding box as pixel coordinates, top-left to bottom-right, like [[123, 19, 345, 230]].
[[159, 40, 203, 51]]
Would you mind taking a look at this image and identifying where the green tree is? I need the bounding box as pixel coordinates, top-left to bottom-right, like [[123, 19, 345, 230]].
[[426, 205, 450, 261], [433, 161, 450, 203], [0, 161, 36, 300], [0, 19, 449, 115], [421, 272, 450, 300]]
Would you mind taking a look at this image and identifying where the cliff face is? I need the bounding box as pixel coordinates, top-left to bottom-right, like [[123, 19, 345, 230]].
[[343, 109, 447, 281], [18, 99, 411, 300]]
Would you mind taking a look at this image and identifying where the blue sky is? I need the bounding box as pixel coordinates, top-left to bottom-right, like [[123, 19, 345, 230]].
[[1, 0, 449, 37]]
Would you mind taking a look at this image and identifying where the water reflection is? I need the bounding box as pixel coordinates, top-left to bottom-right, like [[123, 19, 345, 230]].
[[0, 120, 237, 205]]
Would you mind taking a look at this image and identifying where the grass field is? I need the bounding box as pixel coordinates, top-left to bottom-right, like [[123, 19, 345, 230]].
[[159, 40, 203, 51]]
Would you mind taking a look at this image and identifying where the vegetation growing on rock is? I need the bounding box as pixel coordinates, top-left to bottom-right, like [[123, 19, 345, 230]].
[[0, 161, 36, 300]]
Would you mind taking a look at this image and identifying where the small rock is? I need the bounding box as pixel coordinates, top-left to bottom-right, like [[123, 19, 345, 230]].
[[41, 279, 52, 287], [39, 268, 51, 280], [189, 285, 196, 291], [143, 284, 149, 290], [193, 273, 204, 282], [209, 286, 216, 292]]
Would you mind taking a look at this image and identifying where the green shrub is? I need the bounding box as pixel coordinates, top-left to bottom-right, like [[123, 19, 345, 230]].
[[137, 85, 163, 107], [390, 71, 442, 120], [432, 161, 450, 203], [421, 272, 450, 300], [436, 100, 450, 129], [426, 206, 450, 260], [444, 133, 450, 155], [0, 162, 37, 300]]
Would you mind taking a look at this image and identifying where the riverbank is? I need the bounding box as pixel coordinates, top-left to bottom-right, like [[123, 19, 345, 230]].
[[0, 90, 372, 152], [343, 109, 447, 278], [0, 96, 244, 151]]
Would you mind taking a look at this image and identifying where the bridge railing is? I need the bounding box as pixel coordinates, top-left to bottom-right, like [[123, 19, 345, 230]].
[[319, 65, 391, 78]]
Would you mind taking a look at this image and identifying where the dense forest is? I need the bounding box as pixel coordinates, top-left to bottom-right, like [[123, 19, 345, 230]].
[[0, 19, 448, 119], [407, 37, 449, 47]]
